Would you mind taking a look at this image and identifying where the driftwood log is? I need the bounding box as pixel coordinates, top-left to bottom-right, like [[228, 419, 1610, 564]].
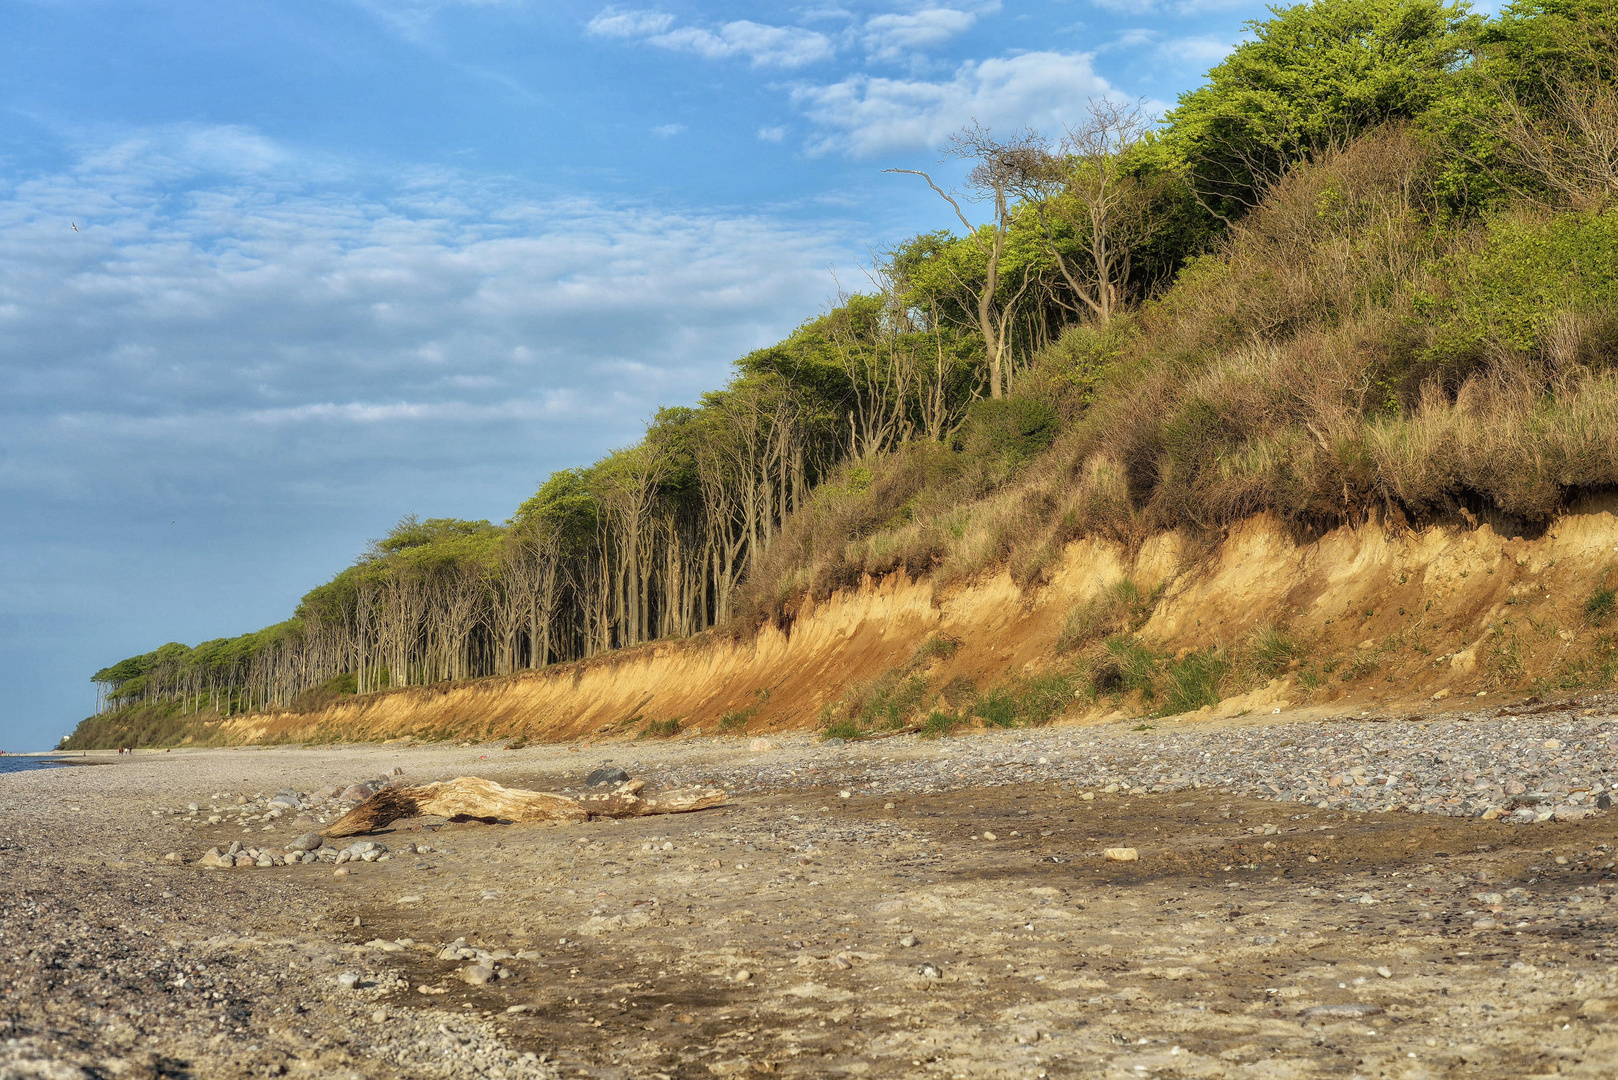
[[322, 776, 726, 839]]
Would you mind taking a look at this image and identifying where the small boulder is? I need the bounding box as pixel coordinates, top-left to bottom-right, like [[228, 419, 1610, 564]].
[[339, 784, 374, 803], [586, 766, 631, 788], [1104, 848, 1139, 862], [459, 964, 496, 986], [287, 832, 325, 852], [749, 738, 777, 752]]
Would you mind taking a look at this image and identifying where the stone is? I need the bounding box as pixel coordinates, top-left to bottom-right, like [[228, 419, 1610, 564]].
[[459, 964, 496, 985], [287, 832, 324, 852], [1376, 966, 1393, 979], [899, 935, 919, 948], [336, 972, 361, 989], [749, 739, 776, 751], [1599, 793, 1613, 810], [732, 970, 752, 982], [339, 784, 373, 802], [162, 851, 182, 865], [1431, 688, 1452, 700], [1104, 848, 1139, 862], [918, 963, 941, 979], [823, 737, 846, 747], [1302, 1004, 1383, 1019], [366, 939, 406, 952], [585, 766, 631, 787]]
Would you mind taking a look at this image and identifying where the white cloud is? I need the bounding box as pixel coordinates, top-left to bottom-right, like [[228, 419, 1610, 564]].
[[587, 8, 834, 68], [792, 50, 1114, 157], [585, 6, 676, 38], [862, 7, 982, 62], [757, 125, 787, 142], [1090, 0, 1257, 14], [0, 125, 852, 510], [1157, 33, 1235, 64], [652, 123, 687, 137]]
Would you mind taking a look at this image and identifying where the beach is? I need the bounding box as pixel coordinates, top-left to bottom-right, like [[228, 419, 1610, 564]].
[[5, 699, 1618, 1078]]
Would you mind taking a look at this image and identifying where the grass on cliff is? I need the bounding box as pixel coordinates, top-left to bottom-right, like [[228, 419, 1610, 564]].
[[741, 129, 1618, 623]]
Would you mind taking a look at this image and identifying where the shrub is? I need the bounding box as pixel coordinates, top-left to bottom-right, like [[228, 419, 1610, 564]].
[[973, 688, 1019, 727], [1056, 578, 1151, 654], [638, 717, 682, 739], [1243, 624, 1300, 681], [822, 720, 863, 742], [909, 634, 961, 667], [920, 710, 964, 738]]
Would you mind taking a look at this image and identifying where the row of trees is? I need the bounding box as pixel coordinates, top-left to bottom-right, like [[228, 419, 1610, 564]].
[[88, 0, 1618, 719]]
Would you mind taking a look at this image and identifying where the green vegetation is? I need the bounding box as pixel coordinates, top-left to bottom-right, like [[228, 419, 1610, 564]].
[[1587, 585, 1618, 624], [71, 0, 1618, 747], [638, 717, 682, 739]]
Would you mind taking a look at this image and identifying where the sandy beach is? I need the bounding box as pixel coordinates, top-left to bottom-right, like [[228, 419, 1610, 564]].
[[5, 702, 1618, 1078]]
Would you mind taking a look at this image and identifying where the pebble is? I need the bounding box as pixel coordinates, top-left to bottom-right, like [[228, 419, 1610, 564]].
[[899, 935, 919, 948], [619, 698, 1614, 828], [1104, 848, 1138, 862], [336, 972, 361, 989], [1302, 1004, 1383, 1019]]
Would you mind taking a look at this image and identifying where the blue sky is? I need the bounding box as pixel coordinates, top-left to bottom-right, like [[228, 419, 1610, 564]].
[[0, 0, 1276, 749]]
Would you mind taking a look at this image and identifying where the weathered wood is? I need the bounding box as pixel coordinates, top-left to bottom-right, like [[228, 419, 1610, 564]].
[[322, 776, 726, 838]]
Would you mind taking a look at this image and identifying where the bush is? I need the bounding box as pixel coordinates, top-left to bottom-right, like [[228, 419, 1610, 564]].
[[973, 688, 1019, 727]]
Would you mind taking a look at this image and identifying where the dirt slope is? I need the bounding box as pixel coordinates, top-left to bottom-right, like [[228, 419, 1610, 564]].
[[220, 502, 1618, 745]]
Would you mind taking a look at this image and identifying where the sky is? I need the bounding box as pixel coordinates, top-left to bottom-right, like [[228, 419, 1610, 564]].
[[0, 0, 1282, 750]]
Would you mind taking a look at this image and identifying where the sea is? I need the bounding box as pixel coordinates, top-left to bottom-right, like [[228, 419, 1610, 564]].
[[0, 757, 74, 776]]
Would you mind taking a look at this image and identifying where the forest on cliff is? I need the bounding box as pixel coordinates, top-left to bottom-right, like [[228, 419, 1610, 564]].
[[69, 0, 1618, 747]]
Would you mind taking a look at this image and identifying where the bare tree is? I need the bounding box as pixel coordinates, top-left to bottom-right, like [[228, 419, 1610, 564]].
[[1008, 99, 1163, 325], [888, 122, 1043, 399]]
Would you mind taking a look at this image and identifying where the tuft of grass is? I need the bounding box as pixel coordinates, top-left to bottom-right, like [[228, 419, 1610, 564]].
[[821, 720, 863, 742], [1244, 624, 1299, 681], [1156, 649, 1230, 717], [719, 707, 756, 732], [973, 689, 1019, 727], [920, 709, 964, 738], [1056, 578, 1154, 655], [909, 634, 961, 667], [1586, 586, 1617, 625], [638, 717, 682, 739]]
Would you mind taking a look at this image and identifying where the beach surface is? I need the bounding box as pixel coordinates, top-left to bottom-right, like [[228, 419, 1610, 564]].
[[6, 700, 1618, 1078]]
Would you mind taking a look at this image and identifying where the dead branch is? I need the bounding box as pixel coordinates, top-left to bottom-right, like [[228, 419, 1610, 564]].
[[322, 776, 727, 838]]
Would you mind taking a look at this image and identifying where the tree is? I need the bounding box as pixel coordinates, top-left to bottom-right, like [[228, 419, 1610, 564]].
[[888, 123, 1044, 399], [1159, 0, 1479, 219], [1010, 99, 1167, 325]]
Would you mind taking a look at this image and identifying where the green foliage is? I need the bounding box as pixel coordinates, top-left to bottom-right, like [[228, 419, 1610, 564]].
[[909, 634, 961, 666], [1160, 0, 1479, 215], [1056, 579, 1154, 655], [638, 717, 683, 739]]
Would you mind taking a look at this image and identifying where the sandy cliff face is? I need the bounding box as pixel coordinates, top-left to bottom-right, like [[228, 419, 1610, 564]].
[[221, 504, 1618, 744]]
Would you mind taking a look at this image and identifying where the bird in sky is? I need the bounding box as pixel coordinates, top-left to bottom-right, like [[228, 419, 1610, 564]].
[[70, 222, 78, 231]]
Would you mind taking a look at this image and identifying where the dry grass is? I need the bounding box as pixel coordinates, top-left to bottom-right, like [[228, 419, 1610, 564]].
[[737, 128, 1618, 625]]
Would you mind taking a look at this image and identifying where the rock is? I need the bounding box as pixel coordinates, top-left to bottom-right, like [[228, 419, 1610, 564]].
[[162, 851, 182, 864], [336, 972, 361, 989], [732, 970, 752, 982], [287, 832, 324, 852], [832, 955, 852, 970], [749, 739, 776, 751], [1431, 688, 1452, 700], [918, 963, 941, 979], [459, 964, 496, 985], [397, 895, 423, 905], [1599, 793, 1613, 810], [366, 939, 406, 952], [370, 1009, 389, 1023], [338, 784, 373, 802], [268, 794, 301, 809], [1302, 1003, 1383, 1019], [313, 785, 341, 800], [585, 766, 631, 788], [334, 867, 351, 877], [1376, 966, 1393, 979], [823, 737, 846, 747], [899, 935, 919, 948], [1553, 807, 1591, 822], [417, 984, 448, 995], [1104, 848, 1139, 862], [1472, 917, 1499, 929]]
